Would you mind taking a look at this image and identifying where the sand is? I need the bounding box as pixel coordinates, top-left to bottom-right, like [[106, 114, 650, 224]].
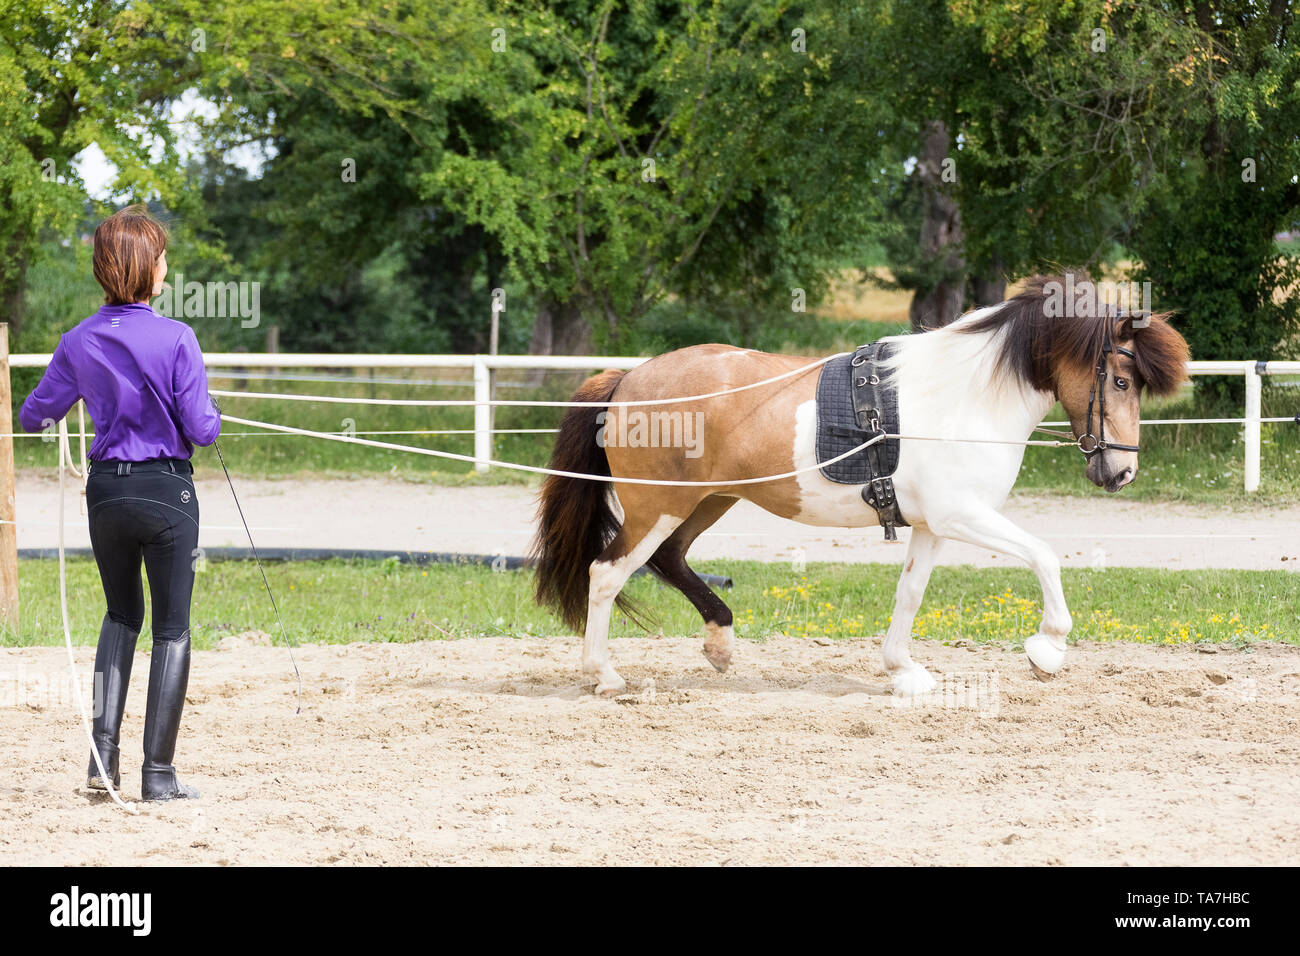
[[3, 634, 1297, 866]]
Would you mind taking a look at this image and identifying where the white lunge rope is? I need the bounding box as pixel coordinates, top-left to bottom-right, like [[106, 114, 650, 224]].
[[208, 353, 843, 409], [221, 412, 1088, 482], [56, 419, 138, 814], [220, 413, 889, 485]]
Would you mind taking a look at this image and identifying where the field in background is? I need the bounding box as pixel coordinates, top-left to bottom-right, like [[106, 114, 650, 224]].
[[809, 268, 914, 322]]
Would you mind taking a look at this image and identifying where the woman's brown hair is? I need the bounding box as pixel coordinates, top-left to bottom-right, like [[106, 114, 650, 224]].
[[92, 204, 168, 305]]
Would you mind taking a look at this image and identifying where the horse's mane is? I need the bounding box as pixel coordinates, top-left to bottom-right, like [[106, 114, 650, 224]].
[[951, 273, 1189, 397]]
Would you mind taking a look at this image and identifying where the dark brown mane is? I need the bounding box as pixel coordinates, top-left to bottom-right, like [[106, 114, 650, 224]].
[[953, 272, 1189, 397]]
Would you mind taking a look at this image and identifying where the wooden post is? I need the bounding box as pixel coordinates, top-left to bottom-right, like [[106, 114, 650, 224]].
[[0, 323, 19, 634], [265, 324, 280, 378]]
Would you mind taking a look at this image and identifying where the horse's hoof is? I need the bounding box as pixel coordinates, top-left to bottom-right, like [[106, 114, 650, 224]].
[[1024, 633, 1066, 676], [703, 647, 732, 673], [892, 665, 937, 698], [595, 680, 627, 697], [702, 623, 734, 673], [1028, 660, 1055, 682]]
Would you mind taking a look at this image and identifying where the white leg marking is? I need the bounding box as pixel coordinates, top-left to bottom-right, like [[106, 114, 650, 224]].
[[1024, 633, 1067, 676], [582, 514, 683, 696], [883, 526, 943, 697], [929, 506, 1072, 677]]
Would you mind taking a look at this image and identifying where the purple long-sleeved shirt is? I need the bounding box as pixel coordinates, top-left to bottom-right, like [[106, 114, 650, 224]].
[[20, 303, 221, 460]]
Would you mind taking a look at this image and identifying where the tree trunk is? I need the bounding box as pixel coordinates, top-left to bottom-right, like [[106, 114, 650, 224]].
[[527, 295, 593, 386], [969, 256, 1007, 307], [529, 296, 592, 356], [1, 256, 27, 340], [909, 120, 966, 331]]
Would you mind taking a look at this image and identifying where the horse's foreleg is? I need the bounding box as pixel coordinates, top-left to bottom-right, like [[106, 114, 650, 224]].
[[883, 526, 944, 696], [929, 506, 1072, 677], [583, 513, 684, 696]]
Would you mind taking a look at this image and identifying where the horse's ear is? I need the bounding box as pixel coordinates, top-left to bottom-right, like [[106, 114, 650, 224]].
[[1129, 312, 1190, 397], [1115, 310, 1157, 341], [1115, 312, 1145, 342]]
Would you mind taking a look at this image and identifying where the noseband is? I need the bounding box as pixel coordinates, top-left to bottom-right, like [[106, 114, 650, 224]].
[[1078, 320, 1140, 458]]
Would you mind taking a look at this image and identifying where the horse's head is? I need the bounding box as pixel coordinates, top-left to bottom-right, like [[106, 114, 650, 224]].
[[1051, 311, 1190, 493], [955, 275, 1190, 493]]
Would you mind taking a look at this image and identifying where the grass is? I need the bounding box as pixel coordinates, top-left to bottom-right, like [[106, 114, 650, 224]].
[[7, 558, 1295, 650], [809, 268, 914, 322]]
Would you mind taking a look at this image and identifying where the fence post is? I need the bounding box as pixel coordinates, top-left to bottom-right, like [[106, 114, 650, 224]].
[[1244, 362, 1261, 493], [488, 300, 500, 455], [0, 324, 18, 633], [474, 355, 491, 475]]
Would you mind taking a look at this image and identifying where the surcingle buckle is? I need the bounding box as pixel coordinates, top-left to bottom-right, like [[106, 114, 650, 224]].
[[863, 476, 904, 542]]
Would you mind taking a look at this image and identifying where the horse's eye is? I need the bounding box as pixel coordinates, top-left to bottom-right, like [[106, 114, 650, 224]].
[[1115, 377, 1130, 390]]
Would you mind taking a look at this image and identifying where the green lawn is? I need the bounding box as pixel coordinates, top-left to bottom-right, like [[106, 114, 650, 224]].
[[7, 558, 1295, 650]]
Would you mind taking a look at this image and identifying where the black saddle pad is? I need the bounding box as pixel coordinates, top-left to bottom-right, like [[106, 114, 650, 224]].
[[814, 342, 902, 484]]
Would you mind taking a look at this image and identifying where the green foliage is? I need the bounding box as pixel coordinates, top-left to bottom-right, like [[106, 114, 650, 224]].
[[1132, 171, 1300, 398], [0, 0, 448, 342], [954, 1, 1300, 373], [420, 0, 891, 341], [600, 299, 909, 356], [4, 0, 1298, 365]]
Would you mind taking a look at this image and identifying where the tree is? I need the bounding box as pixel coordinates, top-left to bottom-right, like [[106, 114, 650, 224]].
[[955, 0, 1300, 388], [0, 0, 426, 342], [420, 0, 891, 352], [857, 0, 1196, 328]]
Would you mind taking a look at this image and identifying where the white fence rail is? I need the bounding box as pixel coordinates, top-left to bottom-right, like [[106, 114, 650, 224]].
[[9, 353, 1298, 490]]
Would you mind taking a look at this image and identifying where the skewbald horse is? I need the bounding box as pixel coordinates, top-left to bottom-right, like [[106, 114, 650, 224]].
[[532, 277, 1190, 697]]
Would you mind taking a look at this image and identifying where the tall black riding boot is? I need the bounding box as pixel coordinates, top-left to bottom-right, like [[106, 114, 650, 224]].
[[87, 617, 140, 790], [140, 635, 200, 801]]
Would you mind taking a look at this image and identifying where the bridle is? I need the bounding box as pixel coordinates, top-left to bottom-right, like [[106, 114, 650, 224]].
[[1077, 317, 1140, 458]]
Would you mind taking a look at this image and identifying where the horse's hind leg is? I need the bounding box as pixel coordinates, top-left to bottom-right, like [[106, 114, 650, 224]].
[[883, 525, 944, 696], [584, 508, 684, 696], [645, 495, 739, 672]]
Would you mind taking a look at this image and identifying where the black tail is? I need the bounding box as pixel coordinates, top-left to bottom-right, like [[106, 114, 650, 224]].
[[530, 369, 641, 632]]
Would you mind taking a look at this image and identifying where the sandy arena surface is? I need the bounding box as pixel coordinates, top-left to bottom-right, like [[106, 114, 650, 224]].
[[2, 635, 1298, 865]]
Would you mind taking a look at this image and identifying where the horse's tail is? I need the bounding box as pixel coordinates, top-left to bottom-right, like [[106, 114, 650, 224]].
[[531, 369, 635, 633]]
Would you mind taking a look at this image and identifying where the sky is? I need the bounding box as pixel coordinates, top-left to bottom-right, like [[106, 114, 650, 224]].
[[72, 91, 267, 200]]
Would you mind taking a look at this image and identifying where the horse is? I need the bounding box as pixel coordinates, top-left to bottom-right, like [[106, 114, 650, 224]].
[[530, 276, 1190, 697]]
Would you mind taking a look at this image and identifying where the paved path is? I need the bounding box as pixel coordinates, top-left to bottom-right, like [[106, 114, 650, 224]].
[[15, 474, 1299, 571]]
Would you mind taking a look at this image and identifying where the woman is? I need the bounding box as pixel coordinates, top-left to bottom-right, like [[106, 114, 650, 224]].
[[21, 204, 221, 801]]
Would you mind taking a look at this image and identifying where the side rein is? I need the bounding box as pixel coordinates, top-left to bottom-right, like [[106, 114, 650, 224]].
[[1078, 319, 1141, 457]]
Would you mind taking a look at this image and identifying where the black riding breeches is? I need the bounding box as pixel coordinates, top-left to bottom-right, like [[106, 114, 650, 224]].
[[85, 461, 200, 643]]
